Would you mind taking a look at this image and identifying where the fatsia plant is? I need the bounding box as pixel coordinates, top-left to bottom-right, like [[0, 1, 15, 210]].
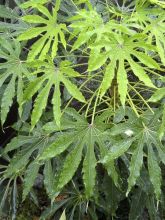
[[102, 108, 165, 200], [68, 6, 162, 106], [38, 108, 119, 198], [0, 0, 165, 219]]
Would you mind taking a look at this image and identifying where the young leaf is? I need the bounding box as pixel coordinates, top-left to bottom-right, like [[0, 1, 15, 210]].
[[100, 59, 116, 98]]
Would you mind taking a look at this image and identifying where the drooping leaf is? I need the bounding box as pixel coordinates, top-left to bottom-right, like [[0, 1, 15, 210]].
[[127, 137, 144, 195], [57, 141, 84, 191], [44, 161, 54, 196], [148, 145, 161, 200], [83, 129, 97, 198], [23, 162, 40, 200]]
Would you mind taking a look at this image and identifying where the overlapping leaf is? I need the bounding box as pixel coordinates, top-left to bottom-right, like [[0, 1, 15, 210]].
[[23, 59, 85, 129], [102, 109, 164, 199], [0, 37, 29, 125], [144, 15, 165, 65], [89, 34, 158, 106], [39, 108, 116, 198], [18, 0, 67, 60]]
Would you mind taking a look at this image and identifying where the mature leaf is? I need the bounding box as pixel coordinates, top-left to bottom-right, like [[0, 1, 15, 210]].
[[24, 59, 85, 128], [44, 161, 54, 196], [18, 2, 66, 60], [0, 38, 29, 123], [148, 146, 161, 200], [39, 133, 76, 161], [1, 75, 16, 125], [4, 135, 38, 154], [129, 188, 146, 220], [83, 129, 97, 198], [39, 109, 112, 198], [23, 162, 40, 200], [101, 138, 134, 164], [127, 137, 144, 195], [57, 141, 83, 190]]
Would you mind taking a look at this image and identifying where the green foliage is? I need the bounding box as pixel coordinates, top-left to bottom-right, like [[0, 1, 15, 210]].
[[23, 59, 85, 128], [18, 0, 67, 61], [39, 108, 114, 198], [0, 0, 165, 219], [0, 37, 28, 124]]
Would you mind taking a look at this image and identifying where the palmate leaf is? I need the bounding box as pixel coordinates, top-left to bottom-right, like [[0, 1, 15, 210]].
[[24, 59, 85, 129], [88, 33, 158, 105], [144, 15, 165, 65], [69, 7, 134, 52], [69, 9, 104, 51], [2, 123, 46, 174], [2, 123, 51, 199], [0, 4, 30, 37], [0, 37, 29, 124], [18, 0, 67, 60], [39, 108, 114, 198], [102, 109, 164, 199]]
